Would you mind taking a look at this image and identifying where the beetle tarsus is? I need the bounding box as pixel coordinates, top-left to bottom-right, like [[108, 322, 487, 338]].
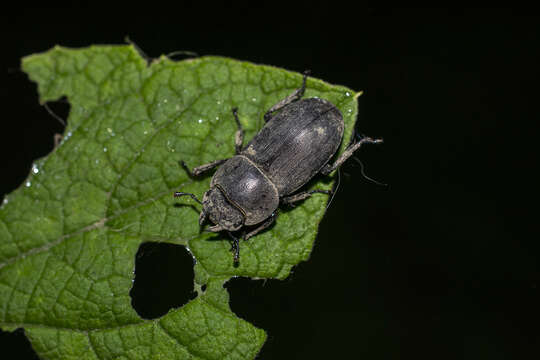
[[244, 211, 278, 240], [233, 238, 240, 265], [298, 70, 310, 98], [232, 107, 244, 154], [181, 159, 229, 177], [281, 189, 331, 206], [320, 136, 383, 176], [264, 70, 311, 122], [180, 160, 194, 177], [226, 231, 241, 265], [174, 191, 203, 205]]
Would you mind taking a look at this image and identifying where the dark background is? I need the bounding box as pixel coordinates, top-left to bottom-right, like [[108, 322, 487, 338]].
[[1, 7, 538, 359]]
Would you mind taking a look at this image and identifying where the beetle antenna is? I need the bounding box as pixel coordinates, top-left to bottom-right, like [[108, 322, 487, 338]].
[[352, 157, 388, 187], [174, 192, 203, 204], [326, 167, 340, 211], [43, 102, 67, 126]]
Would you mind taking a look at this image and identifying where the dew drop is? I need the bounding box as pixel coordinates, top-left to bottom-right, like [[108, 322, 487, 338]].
[[345, 91, 351, 97], [32, 164, 39, 174], [198, 119, 203, 124], [216, 100, 222, 105], [107, 128, 116, 137], [163, 99, 168, 103], [252, 97, 257, 102], [103, 147, 108, 152], [166, 139, 176, 152], [25, 181, 31, 187], [143, 130, 148, 135], [2, 198, 8, 205]]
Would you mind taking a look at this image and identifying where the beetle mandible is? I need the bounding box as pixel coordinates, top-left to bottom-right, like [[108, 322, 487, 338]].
[[175, 71, 382, 263]]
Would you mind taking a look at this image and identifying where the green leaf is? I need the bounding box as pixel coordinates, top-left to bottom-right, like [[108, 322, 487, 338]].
[[0, 45, 359, 359]]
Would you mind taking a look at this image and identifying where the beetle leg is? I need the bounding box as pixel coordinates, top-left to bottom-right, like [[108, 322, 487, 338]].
[[207, 224, 224, 232], [234, 235, 241, 264], [227, 212, 278, 265], [244, 211, 279, 241], [281, 189, 332, 206], [228, 212, 279, 264], [226, 231, 241, 265], [263, 70, 310, 122], [232, 107, 244, 154], [320, 136, 383, 176], [174, 191, 203, 204], [199, 209, 208, 226], [181, 159, 229, 177]]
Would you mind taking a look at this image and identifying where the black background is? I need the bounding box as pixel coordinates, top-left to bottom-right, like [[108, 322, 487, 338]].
[[1, 7, 539, 359]]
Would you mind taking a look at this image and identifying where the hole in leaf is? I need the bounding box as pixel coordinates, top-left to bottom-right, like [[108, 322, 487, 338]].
[[226, 277, 316, 358], [201, 284, 207, 292], [130, 242, 196, 319], [0, 328, 39, 359]]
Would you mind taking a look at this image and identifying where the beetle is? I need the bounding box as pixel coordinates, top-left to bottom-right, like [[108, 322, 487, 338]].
[[175, 71, 382, 263]]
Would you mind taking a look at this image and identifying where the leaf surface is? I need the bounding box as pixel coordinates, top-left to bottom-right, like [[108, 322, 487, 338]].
[[0, 45, 359, 359]]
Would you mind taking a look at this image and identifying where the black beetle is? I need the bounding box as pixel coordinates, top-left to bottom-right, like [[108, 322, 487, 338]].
[[175, 71, 381, 263]]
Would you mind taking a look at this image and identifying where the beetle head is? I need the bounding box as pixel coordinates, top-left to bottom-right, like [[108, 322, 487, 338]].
[[201, 186, 244, 232]]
